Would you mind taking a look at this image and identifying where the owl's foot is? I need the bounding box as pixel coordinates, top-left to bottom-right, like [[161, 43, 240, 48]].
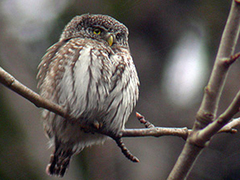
[[81, 120, 103, 133], [92, 120, 103, 129]]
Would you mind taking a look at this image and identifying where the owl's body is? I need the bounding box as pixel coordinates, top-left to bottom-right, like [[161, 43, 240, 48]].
[[37, 14, 139, 177]]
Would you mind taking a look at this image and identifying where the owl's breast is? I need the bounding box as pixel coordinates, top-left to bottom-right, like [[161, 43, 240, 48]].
[[39, 38, 139, 133], [55, 39, 115, 119]]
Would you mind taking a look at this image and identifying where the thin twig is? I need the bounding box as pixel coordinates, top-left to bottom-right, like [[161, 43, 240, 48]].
[[196, 90, 240, 142], [219, 118, 240, 133], [112, 137, 140, 162], [136, 112, 155, 128]]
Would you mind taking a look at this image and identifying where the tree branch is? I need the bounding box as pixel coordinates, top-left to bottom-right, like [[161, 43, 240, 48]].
[[167, 1, 240, 179], [0, 67, 67, 118], [195, 1, 240, 130], [121, 127, 189, 139], [121, 117, 239, 139], [1, 64, 239, 163], [196, 89, 240, 142]]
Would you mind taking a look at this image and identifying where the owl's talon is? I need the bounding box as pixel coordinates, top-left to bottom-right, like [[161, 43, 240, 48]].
[[113, 137, 140, 163], [91, 120, 103, 130], [92, 120, 100, 129]]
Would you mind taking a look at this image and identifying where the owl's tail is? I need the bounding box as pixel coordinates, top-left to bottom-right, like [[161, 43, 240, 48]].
[[46, 144, 73, 177]]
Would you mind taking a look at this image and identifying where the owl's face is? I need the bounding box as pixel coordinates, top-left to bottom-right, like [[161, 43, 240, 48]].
[[60, 14, 129, 49]]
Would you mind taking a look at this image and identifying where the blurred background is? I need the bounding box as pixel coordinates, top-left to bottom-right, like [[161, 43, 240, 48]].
[[0, 0, 240, 179]]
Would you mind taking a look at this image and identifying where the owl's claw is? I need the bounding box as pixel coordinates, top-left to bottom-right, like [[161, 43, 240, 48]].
[[92, 120, 103, 130], [80, 120, 103, 133]]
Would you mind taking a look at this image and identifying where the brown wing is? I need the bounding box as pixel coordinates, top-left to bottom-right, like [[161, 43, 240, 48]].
[[37, 40, 67, 89]]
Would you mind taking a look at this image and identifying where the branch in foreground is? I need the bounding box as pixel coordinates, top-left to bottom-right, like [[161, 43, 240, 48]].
[[1, 64, 239, 164], [121, 112, 239, 139], [121, 119, 239, 139], [0, 64, 239, 137], [121, 127, 189, 139], [0, 66, 189, 162], [0, 66, 192, 141]]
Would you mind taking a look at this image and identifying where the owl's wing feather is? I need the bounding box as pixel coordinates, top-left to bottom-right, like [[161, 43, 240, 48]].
[[37, 40, 68, 89], [104, 50, 139, 131]]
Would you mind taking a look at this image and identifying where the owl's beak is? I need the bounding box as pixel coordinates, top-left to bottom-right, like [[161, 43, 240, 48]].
[[106, 33, 114, 46]]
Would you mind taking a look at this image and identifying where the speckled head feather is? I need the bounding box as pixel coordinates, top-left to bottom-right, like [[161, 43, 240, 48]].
[[60, 14, 129, 42]]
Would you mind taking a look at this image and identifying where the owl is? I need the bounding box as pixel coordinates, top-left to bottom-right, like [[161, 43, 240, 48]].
[[37, 14, 139, 177]]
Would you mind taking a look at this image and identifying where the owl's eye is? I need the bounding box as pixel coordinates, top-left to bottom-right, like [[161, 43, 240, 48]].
[[93, 28, 102, 35]]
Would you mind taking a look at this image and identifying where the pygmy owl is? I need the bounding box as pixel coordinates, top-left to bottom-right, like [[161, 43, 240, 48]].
[[37, 14, 139, 177]]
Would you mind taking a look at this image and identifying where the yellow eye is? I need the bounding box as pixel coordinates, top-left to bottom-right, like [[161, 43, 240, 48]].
[[93, 28, 101, 35]]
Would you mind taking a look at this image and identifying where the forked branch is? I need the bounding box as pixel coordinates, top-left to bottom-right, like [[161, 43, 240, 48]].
[[168, 1, 240, 179]]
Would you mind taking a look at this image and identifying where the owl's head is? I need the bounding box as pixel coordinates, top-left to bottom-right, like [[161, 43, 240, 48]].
[[60, 14, 129, 48]]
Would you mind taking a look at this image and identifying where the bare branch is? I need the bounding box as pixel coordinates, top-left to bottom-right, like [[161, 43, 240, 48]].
[[0, 66, 67, 118], [0, 66, 188, 142], [195, 9, 240, 130], [112, 137, 140, 163], [121, 117, 239, 139], [197, 90, 240, 141], [122, 127, 189, 140], [0, 64, 240, 168], [136, 112, 155, 128], [168, 1, 240, 179], [0, 65, 239, 135], [219, 117, 240, 133]]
